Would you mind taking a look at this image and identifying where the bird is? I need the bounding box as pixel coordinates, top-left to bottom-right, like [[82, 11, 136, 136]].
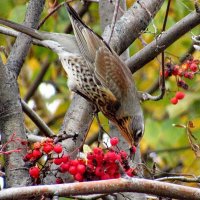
[[0, 3, 144, 147]]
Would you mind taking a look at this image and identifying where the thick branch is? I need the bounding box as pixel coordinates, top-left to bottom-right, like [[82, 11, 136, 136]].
[[0, 178, 200, 200], [6, 1, 45, 77], [103, 0, 165, 54], [0, 0, 45, 188], [127, 11, 200, 73]]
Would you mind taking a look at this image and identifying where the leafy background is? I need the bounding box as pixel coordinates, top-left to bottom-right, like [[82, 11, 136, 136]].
[[0, 0, 200, 188]]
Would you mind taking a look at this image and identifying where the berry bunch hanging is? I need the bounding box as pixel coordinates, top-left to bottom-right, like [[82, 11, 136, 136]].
[[24, 137, 136, 183], [163, 56, 199, 105]]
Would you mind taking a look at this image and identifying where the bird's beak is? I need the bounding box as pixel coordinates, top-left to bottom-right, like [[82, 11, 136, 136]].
[[134, 140, 139, 147], [117, 117, 134, 147]]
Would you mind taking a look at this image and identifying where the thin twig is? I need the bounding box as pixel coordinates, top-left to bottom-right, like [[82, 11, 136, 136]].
[[107, 0, 120, 44], [138, 35, 148, 47], [147, 146, 190, 154], [139, 0, 171, 101], [156, 175, 200, 183], [38, 2, 66, 29], [26, 134, 45, 143], [21, 100, 55, 137], [0, 46, 9, 57], [137, 1, 157, 35]]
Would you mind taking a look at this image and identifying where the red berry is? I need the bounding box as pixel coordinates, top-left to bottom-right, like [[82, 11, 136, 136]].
[[95, 166, 103, 177], [23, 153, 33, 161], [77, 164, 86, 174], [188, 72, 194, 79], [70, 159, 79, 166], [114, 173, 120, 178], [101, 173, 110, 180], [104, 151, 121, 163], [184, 72, 189, 78], [93, 147, 103, 155], [43, 144, 53, 154], [120, 150, 128, 159], [61, 155, 69, 163], [29, 166, 40, 179], [170, 97, 178, 105], [45, 138, 53, 143], [74, 173, 83, 181], [60, 163, 70, 172], [55, 177, 63, 184], [172, 65, 179, 76], [110, 137, 119, 146], [178, 69, 184, 77], [53, 144, 63, 154], [53, 158, 63, 165], [69, 166, 77, 175], [94, 152, 104, 161], [87, 152, 94, 160], [131, 145, 137, 153], [164, 70, 169, 78], [189, 63, 198, 72], [175, 91, 185, 100], [126, 168, 135, 177], [32, 149, 42, 159]]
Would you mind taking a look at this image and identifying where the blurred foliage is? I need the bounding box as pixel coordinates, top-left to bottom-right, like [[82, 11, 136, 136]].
[[0, 0, 200, 188]]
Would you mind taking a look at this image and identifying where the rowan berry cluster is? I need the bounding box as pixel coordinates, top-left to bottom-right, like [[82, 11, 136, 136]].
[[164, 57, 199, 81], [25, 137, 136, 183], [163, 57, 199, 105]]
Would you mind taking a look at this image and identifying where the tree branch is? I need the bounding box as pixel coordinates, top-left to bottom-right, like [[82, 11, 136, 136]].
[[127, 11, 200, 73], [102, 0, 165, 54], [21, 100, 55, 137], [156, 176, 200, 183], [0, 178, 200, 200]]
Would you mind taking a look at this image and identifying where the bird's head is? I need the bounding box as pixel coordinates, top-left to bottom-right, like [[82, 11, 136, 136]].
[[117, 115, 144, 147]]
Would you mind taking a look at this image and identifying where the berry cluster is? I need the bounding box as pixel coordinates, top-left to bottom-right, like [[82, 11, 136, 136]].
[[164, 57, 199, 82], [163, 57, 199, 104], [25, 137, 136, 183]]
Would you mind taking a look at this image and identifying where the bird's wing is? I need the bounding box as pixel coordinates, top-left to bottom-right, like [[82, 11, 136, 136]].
[[65, 3, 133, 100], [95, 47, 133, 100]]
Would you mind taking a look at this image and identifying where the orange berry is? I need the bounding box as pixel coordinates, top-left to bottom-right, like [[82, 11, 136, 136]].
[[33, 142, 41, 149]]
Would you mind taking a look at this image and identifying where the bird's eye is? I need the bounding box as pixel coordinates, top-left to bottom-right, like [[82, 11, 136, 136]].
[[135, 130, 143, 139]]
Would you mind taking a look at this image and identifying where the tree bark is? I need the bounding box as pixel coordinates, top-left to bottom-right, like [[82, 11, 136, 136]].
[[0, 0, 45, 188], [1, 178, 200, 200]]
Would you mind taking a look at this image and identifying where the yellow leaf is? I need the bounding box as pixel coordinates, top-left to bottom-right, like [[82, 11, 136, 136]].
[[27, 58, 40, 70], [0, 53, 7, 64], [190, 118, 200, 132]]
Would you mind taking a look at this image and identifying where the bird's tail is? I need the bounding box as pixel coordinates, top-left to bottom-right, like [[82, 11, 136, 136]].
[[65, 2, 111, 62]]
